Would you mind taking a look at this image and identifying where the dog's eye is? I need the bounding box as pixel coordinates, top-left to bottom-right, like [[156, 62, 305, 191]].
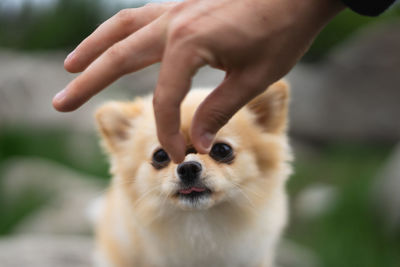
[[210, 143, 234, 163], [152, 149, 170, 169]]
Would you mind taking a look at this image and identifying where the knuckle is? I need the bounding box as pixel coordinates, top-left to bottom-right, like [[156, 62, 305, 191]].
[[143, 2, 166, 10], [107, 43, 124, 60], [115, 9, 135, 27], [144, 2, 157, 8], [144, 2, 171, 13], [140, 2, 174, 19], [105, 43, 128, 70], [143, 2, 161, 13], [168, 2, 187, 16], [169, 21, 197, 42]]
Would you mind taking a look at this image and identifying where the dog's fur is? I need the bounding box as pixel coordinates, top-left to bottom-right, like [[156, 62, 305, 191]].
[[94, 80, 292, 267]]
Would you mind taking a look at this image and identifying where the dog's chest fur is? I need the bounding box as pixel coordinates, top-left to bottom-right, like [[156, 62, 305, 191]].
[[136, 203, 283, 267]]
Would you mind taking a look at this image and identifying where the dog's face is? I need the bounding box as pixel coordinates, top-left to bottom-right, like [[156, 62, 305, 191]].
[[96, 81, 291, 214]]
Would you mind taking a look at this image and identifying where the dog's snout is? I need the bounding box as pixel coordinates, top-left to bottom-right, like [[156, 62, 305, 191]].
[[177, 161, 202, 184]]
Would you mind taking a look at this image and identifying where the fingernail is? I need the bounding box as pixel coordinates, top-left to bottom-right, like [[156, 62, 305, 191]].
[[65, 50, 75, 62], [53, 88, 67, 104], [199, 132, 215, 152], [171, 153, 185, 164]]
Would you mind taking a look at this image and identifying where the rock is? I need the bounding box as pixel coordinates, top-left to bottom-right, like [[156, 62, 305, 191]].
[[0, 50, 224, 132], [294, 184, 338, 221], [373, 143, 400, 232], [277, 239, 320, 267], [0, 50, 150, 132], [288, 21, 400, 142], [0, 234, 317, 267], [1, 157, 106, 235], [2, 21, 399, 141], [0, 235, 92, 267]]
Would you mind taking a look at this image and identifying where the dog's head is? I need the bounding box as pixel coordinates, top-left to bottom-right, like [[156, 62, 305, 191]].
[[96, 81, 291, 214]]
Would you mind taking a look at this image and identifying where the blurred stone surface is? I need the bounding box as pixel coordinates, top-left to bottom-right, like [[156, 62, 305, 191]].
[[1, 21, 399, 140], [373, 143, 400, 232], [277, 239, 320, 267], [288, 21, 400, 142], [0, 50, 224, 132], [0, 50, 150, 132], [294, 183, 338, 221], [0, 235, 92, 267], [1, 157, 106, 235], [0, 234, 316, 267]]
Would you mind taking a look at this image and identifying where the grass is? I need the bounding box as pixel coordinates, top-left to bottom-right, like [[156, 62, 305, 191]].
[[0, 181, 49, 235], [0, 127, 109, 235], [0, 126, 109, 178], [287, 143, 399, 267], [0, 0, 143, 52]]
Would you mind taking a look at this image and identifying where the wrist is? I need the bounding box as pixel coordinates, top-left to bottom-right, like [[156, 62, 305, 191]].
[[298, 0, 345, 24], [281, 0, 345, 38]]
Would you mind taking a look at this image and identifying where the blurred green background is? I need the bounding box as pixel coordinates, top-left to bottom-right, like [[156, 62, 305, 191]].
[[0, 0, 399, 266]]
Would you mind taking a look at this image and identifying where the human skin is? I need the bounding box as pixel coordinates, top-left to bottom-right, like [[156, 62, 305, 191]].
[[53, 0, 344, 163]]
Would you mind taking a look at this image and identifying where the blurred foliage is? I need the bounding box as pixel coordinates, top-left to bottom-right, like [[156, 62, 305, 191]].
[[0, 0, 399, 59], [305, 4, 400, 61], [288, 144, 399, 267], [0, 126, 109, 235], [0, 181, 49, 235], [0, 0, 108, 51], [0, 127, 109, 178]]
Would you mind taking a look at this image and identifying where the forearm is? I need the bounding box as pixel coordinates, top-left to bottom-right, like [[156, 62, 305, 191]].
[[291, 0, 345, 32]]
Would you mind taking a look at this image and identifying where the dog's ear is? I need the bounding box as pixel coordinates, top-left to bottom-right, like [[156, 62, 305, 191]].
[[247, 80, 290, 134], [95, 100, 143, 153]]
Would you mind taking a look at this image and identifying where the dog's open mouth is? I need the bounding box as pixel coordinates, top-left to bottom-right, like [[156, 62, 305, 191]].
[[176, 187, 212, 201]]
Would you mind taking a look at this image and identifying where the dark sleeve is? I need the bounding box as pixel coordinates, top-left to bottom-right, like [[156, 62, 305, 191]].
[[341, 0, 396, 16]]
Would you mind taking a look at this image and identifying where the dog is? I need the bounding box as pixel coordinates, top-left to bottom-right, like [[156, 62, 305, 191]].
[[93, 80, 292, 267]]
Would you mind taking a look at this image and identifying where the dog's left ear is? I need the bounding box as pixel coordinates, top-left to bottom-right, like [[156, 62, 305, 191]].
[[247, 80, 290, 134], [95, 100, 143, 153]]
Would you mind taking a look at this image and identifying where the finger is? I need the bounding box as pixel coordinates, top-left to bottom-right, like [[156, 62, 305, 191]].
[[53, 19, 166, 112], [64, 3, 176, 73], [153, 45, 206, 163], [190, 71, 266, 154]]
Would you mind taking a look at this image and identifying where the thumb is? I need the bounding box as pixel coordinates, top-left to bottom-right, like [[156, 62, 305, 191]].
[[190, 72, 265, 154]]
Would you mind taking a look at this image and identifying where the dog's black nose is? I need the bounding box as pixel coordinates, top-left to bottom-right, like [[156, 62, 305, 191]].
[[177, 161, 202, 184]]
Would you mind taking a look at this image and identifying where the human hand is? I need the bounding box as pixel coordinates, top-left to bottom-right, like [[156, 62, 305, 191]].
[[53, 0, 344, 163]]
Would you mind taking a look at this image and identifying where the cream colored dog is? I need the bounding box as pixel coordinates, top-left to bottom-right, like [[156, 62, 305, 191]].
[[94, 80, 292, 267]]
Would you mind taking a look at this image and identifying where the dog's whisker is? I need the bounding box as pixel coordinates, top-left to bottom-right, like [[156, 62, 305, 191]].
[[133, 184, 164, 209], [227, 181, 258, 212], [229, 180, 263, 199], [161, 189, 172, 207]]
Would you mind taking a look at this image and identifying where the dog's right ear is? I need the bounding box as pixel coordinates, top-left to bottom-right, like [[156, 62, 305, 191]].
[[95, 100, 143, 153], [247, 80, 290, 134]]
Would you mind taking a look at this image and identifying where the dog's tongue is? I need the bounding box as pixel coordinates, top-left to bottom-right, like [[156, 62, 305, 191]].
[[179, 187, 206, 194]]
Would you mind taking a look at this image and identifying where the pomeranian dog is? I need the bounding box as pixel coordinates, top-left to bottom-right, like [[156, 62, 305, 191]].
[[94, 80, 292, 267]]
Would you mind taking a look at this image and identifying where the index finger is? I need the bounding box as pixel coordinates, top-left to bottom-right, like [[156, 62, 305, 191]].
[[64, 3, 176, 73], [53, 19, 165, 112]]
